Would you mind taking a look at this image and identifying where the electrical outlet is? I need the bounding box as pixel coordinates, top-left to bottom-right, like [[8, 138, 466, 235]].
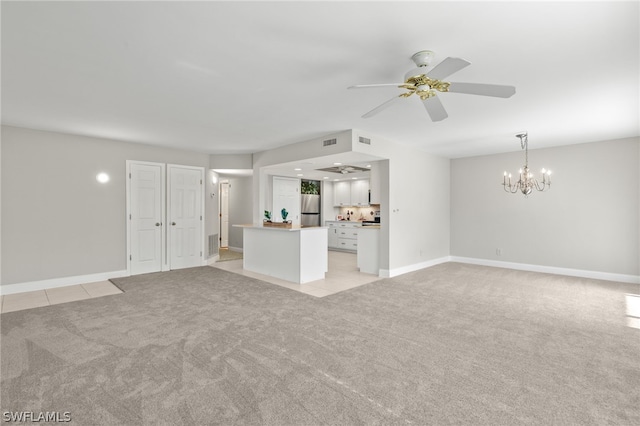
[[496, 248, 503, 256]]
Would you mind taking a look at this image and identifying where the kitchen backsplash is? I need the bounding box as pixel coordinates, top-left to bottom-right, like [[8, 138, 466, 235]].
[[336, 206, 377, 222]]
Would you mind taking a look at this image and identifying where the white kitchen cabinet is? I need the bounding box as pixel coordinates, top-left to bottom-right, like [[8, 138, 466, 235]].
[[326, 221, 361, 252], [333, 179, 369, 207], [334, 181, 351, 206], [327, 223, 339, 248], [351, 179, 370, 206]]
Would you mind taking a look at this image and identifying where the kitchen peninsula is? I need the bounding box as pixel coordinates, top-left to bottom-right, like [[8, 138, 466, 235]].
[[233, 224, 328, 284]]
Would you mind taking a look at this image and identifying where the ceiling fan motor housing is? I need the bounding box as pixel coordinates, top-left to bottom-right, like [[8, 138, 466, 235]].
[[411, 50, 435, 67]]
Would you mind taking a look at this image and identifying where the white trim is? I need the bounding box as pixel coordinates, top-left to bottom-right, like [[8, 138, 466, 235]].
[[207, 255, 220, 265], [378, 256, 640, 284], [379, 256, 451, 278], [228, 246, 244, 253], [0, 270, 128, 295], [450, 256, 640, 284]]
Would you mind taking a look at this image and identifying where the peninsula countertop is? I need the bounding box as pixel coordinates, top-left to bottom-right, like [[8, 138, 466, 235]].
[[237, 224, 328, 283], [233, 224, 328, 232]]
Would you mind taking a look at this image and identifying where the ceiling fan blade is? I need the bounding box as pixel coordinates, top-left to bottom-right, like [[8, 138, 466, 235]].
[[426, 57, 471, 80], [362, 95, 403, 118], [448, 82, 516, 98], [348, 83, 404, 89], [422, 96, 448, 122]]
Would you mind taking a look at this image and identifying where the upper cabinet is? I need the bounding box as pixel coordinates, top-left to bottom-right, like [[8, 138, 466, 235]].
[[334, 181, 351, 206], [334, 179, 369, 207], [351, 179, 370, 206]]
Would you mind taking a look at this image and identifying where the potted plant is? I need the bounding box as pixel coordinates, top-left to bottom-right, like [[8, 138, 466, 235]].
[[281, 208, 289, 223], [264, 210, 272, 222], [301, 180, 319, 195]]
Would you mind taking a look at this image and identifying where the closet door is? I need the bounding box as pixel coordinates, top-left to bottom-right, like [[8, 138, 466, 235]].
[[129, 162, 165, 275], [168, 165, 204, 270]]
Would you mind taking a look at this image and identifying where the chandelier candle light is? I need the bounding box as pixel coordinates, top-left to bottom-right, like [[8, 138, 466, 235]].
[[502, 132, 551, 196]]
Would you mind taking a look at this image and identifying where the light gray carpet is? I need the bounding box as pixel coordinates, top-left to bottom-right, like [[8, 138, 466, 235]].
[[1, 263, 639, 425]]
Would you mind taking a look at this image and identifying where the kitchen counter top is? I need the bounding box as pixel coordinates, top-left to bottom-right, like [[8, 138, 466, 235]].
[[233, 224, 327, 232], [325, 221, 380, 228]]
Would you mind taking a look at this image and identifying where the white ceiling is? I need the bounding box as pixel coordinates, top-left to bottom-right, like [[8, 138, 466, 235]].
[[2, 1, 638, 159]]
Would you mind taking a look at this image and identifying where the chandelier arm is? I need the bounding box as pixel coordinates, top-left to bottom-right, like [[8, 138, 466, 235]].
[[503, 184, 516, 193], [531, 178, 552, 192], [509, 183, 519, 193]]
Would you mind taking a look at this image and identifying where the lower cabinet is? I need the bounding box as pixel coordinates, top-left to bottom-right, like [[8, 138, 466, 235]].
[[328, 226, 339, 248], [337, 228, 358, 251], [326, 221, 361, 252]]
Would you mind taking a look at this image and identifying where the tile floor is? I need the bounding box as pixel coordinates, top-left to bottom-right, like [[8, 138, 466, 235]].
[[211, 250, 381, 297], [1, 281, 122, 314], [1, 252, 377, 313]]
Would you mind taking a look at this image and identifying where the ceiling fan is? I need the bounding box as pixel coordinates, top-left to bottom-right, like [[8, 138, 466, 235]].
[[348, 50, 516, 122]]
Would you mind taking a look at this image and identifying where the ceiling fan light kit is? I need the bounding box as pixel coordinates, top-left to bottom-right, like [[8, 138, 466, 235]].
[[348, 50, 516, 122], [502, 132, 551, 196]]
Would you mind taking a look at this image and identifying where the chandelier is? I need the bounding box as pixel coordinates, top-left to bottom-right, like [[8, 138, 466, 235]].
[[502, 132, 551, 196]]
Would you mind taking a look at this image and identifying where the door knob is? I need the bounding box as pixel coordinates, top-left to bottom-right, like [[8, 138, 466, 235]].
[[171, 222, 176, 226], [155, 222, 161, 227]]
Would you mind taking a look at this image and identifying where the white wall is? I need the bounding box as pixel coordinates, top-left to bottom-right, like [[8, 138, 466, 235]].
[[321, 180, 336, 223], [451, 137, 639, 277], [0, 135, 2, 285], [225, 176, 253, 250], [387, 147, 450, 272], [1, 125, 212, 286], [350, 130, 450, 274], [210, 154, 252, 170]]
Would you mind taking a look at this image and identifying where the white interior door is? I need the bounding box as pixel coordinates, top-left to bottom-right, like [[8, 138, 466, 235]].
[[272, 176, 301, 225], [220, 182, 229, 248], [169, 165, 204, 270], [129, 162, 165, 275]]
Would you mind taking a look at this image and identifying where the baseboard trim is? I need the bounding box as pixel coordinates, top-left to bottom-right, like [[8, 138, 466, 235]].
[[228, 246, 244, 253], [0, 269, 129, 295], [450, 256, 640, 284], [207, 255, 220, 265], [379, 256, 451, 278]]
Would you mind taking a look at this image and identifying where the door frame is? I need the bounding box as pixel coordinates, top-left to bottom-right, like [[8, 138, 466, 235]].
[[167, 164, 206, 268], [126, 160, 167, 275]]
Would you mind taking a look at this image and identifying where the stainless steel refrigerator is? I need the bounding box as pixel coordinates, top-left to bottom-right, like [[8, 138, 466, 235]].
[[301, 194, 320, 227]]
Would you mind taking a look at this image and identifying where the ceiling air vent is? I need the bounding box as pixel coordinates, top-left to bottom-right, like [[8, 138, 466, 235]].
[[358, 136, 371, 145], [322, 138, 337, 147]]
